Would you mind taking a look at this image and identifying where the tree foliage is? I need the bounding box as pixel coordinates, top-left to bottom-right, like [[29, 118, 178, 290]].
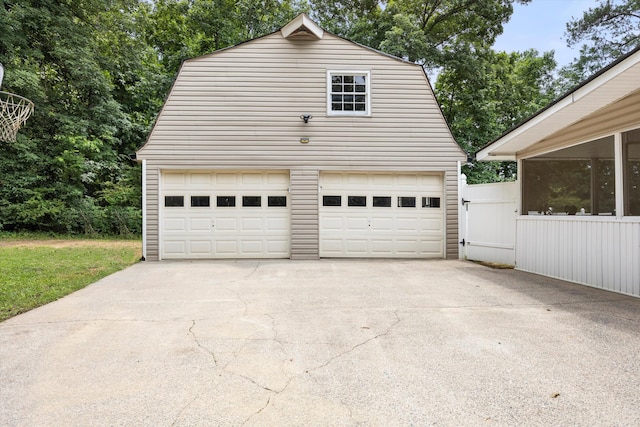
[[436, 48, 557, 183], [561, 0, 640, 87]]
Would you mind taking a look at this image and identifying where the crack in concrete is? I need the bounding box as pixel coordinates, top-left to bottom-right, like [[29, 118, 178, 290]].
[[170, 394, 199, 427], [307, 310, 402, 374], [188, 320, 218, 366], [225, 287, 249, 316], [222, 262, 259, 316], [241, 376, 294, 426]]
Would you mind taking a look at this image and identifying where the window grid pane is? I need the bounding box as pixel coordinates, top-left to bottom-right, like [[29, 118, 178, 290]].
[[191, 196, 210, 207], [348, 196, 366, 207], [330, 73, 367, 113], [372, 196, 391, 207], [217, 196, 236, 207], [398, 197, 416, 208], [268, 196, 287, 207], [165, 196, 184, 207], [242, 196, 261, 207], [323, 195, 342, 207]]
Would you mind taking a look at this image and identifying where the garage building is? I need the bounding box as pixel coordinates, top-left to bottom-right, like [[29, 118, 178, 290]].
[[136, 14, 466, 260]]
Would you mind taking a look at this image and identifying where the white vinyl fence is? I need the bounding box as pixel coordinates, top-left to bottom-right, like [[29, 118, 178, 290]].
[[516, 217, 640, 297], [459, 176, 517, 265]]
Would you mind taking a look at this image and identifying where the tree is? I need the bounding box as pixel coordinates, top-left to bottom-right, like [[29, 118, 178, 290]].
[[436, 48, 557, 183], [561, 0, 640, 87], [0, 0, 140, 233], [379, 0, 530, 69]]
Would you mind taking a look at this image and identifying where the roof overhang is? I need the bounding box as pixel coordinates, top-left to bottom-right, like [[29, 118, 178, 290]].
[[476, 47, 640, 162], [281, 14, 324, 40]]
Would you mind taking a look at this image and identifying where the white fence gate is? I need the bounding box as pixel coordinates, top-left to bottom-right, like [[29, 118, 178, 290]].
[[459, 176, 517, 265]]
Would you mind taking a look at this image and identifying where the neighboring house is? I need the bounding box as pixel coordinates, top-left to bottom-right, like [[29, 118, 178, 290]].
[[477, 46, 640, 297], [136, 14, 466, 261]]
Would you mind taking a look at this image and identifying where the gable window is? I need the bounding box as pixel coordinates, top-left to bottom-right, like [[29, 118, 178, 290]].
[[327, 71, 370, 116]]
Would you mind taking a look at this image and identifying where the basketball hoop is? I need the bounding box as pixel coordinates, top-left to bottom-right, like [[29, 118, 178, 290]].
[[0, 63, 34, 142], [0, 92, 34, 142]]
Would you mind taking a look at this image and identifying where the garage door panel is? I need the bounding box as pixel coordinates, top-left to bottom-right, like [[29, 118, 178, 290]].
[[190, 241, 212, 254], [394, 217, 420, 231], [214, 240, 237, 254], [422, 217, 444, 231], [241, 218, 263, 231], [319, 172, 444, 258], [161, 171, 290, 259], [215, 173, 238, 185], [398, 175, 418, 185], [370, 217, 393, 230], [346, 217, 368, 230], [164, 241, 186, 254], [216, 218, 238, 231], [240, 173, 261, 184], [267, 240, 289, 253], [189, 173, 211, 185], [346, 240, 368, 253], [165, 218, 186, 232], [242, 240, 263, 254], [321, 239, 342, 252], [267, 217, 288, 231], [267, 173, 289, 185], [422, 240, 444, 252], [164, 173, 185, 185], [189, 218, 211, 231], [371, 239, 394, 254], [347, 174, 368, 185], [321, 217, 342, 230]]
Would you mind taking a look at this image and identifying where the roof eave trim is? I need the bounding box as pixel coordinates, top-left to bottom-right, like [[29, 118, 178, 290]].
[[476, 45, 640, 161]]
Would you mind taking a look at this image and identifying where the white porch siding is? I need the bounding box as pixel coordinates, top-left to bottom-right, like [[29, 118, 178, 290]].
[[517, 217, 640, 296], [290, 168, 319, 259]]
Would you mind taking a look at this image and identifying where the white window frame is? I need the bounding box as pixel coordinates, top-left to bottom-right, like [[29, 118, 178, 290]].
[[326, 70, 371, 116]]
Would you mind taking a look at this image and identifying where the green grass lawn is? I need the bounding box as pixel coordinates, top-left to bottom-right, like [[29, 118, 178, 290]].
[[0, 239, 141, 322]]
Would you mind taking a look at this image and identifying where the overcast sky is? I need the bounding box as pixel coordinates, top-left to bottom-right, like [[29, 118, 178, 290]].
[[493, 0, 600, 68]]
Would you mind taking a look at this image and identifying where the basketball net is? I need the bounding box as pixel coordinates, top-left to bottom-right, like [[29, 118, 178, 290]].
[[0, 63, 35, 142], [0, 92, 34, 142]]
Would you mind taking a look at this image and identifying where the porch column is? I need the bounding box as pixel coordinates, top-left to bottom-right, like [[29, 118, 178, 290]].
[[614, 132, 624, 219]]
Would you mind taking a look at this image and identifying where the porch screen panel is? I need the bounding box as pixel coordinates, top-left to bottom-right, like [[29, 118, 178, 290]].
[[623, 128, 640, 216], [522, 136, 615, 215]]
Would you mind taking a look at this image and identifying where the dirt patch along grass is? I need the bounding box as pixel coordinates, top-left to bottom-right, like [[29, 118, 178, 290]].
[[0, 240, 141, 322]]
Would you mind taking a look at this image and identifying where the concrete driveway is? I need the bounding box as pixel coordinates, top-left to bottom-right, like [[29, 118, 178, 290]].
[[1, 260, 640, 426]]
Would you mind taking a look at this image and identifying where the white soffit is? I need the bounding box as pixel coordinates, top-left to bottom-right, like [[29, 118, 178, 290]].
[[477, 50, 640, 161], [281, 14, 324, 40]]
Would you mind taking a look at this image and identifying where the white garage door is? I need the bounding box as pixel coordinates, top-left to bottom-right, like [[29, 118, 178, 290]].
[[319, 172, 444, 258], [161, 171, 290, 259]]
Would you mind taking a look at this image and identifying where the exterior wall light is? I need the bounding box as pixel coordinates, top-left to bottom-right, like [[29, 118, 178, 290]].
[[300, 114, 312, 123]]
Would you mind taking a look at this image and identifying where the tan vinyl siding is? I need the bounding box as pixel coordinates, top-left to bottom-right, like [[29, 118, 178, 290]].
[[520, 89, 640, 159], [145, 165, 159, 261], [444, 169, 459, 258], [138, 30, 465, 259], [290, 168, 319, 259]]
